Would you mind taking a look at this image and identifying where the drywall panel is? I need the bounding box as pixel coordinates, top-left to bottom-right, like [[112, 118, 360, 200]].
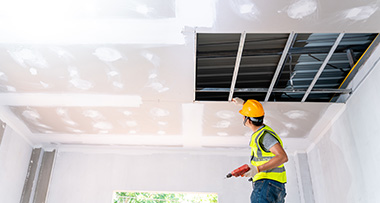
[[0, 126, 32, 203], [307, 46, 380, 202], [47, 148, 300, 203], [308, 116, 363, 203]]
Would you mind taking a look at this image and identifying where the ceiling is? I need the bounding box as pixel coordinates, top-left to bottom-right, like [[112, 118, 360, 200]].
[[0, 0, 379, 152]]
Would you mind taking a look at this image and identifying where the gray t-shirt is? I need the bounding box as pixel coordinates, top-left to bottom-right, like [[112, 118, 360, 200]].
[[259, 132, 279, 152]]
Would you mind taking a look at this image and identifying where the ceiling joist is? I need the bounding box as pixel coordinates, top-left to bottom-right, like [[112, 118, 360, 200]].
[[301, 33, 345, 102], [228, 32, 246, 101], [265, 32, 296, 101], [197, 88, 351, 94]]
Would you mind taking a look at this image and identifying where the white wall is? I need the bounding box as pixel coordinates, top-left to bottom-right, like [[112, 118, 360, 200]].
[[47, 148, 300, 203], [0, 126, 32, 203], [307, 50, 380, 202], [285, 154, 302, 203]]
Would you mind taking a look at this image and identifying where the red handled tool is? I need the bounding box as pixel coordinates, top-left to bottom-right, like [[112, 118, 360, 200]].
[[226, 164, 250, 178]]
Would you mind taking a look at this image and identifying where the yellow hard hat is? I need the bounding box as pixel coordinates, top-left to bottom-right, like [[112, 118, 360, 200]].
[[239, 99, 265, 117]]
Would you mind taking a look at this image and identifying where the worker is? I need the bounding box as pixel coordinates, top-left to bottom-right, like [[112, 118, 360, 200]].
[[233, 98, 288, 203]]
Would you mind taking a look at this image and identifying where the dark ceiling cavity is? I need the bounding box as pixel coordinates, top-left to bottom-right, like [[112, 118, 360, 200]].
[[195, 33, 379, 103]]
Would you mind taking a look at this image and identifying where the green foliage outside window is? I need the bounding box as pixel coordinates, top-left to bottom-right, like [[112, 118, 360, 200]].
[[113, 191, 218, 203]]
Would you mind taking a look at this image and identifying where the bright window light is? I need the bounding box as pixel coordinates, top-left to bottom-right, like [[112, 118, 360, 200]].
[[113, 191, 218, 203]]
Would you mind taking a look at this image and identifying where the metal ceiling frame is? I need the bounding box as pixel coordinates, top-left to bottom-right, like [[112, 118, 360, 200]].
[[197, 87, 351, 94], [346, 49, 355, 68], [228, 32, 246, 101], [301, 33, 345, 102], [265, 32, 295, 102], [195, 32, 376, 103], [338, 34, 380, 90], [330, 33, 380, 102]]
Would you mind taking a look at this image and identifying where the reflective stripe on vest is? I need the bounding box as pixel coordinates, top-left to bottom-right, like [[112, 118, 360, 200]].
[[249, 125, 287, 183]]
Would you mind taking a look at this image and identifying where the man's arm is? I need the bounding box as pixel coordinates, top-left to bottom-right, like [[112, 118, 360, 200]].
[[257, 143, 288, 172]]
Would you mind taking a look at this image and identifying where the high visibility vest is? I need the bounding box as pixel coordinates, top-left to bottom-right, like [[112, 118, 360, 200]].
[[250, 125, 287, 183]]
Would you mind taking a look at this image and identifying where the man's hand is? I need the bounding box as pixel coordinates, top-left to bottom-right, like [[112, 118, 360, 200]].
[[232, 97, 245, 106], [243, 164, 259, 177]]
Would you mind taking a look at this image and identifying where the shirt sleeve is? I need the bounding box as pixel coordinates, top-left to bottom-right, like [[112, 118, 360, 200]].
[[259, 132, 279, 152]]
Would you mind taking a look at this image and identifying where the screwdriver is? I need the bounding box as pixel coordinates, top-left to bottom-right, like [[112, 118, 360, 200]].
[[226, 164, 250, 178]]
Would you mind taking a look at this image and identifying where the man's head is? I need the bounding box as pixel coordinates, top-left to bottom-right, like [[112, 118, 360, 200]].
[[239, 99, 264, 126]]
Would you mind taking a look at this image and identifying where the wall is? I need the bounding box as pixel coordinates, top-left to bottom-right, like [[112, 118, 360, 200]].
[[0, 125, 32, 202], [307, 49, 380, 202], [47, 147, 300, 203]]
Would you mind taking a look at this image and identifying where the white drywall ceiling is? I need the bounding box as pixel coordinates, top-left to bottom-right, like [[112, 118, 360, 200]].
[[0, 0, 379, 151]]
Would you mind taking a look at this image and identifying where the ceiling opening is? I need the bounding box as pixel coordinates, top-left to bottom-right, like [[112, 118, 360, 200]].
[[195, 33, 379, 103]]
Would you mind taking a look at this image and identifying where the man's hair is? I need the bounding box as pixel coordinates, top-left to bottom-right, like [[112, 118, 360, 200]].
[[248, 116, 264, 126]]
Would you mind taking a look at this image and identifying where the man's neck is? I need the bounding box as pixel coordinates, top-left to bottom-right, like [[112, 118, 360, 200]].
[[251, 124, 264, 133]]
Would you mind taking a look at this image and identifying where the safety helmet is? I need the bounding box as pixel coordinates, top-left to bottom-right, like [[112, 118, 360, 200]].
[[239, 99, 265, 117]]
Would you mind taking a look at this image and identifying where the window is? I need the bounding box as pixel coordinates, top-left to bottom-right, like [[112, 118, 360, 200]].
[[113, 191, 218, 203]]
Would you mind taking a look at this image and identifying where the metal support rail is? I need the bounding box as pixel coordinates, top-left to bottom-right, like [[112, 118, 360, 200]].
[[197, 87, 351, 94], [228, 32, 246, 101], [301, 33, 345, 102], [265, 32, 296, 101]]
